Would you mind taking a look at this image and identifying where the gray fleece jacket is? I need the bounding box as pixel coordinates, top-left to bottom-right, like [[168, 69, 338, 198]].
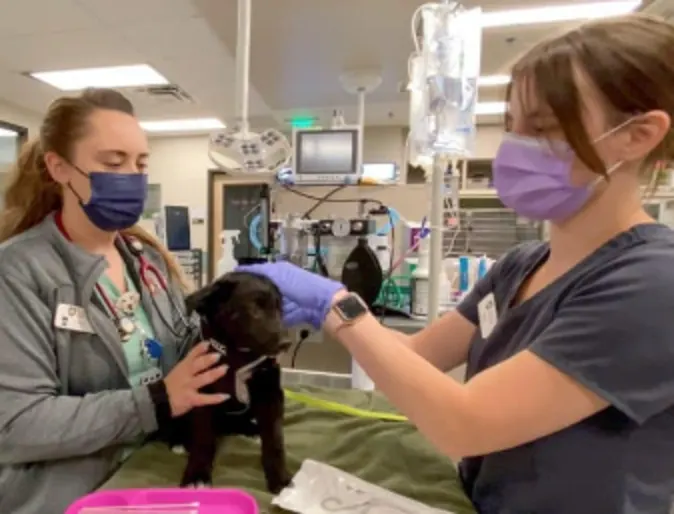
[[0, 213, 193, 513]]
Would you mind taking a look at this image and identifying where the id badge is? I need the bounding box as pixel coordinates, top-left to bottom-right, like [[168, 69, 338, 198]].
[[53, 303, 94, 334], [137, 367, 163, 386], [477, 293, 498, 339]]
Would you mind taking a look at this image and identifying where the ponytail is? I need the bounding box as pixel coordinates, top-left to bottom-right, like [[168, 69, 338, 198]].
[[0, 139, 62, 243]]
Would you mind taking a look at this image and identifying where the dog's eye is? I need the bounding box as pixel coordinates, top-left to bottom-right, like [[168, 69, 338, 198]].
[[254, 297, 271, 310]]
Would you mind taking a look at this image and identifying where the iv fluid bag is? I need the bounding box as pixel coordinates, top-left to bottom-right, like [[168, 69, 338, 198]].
[[409, 53, 427, 148], [409, 53, 434, 168], [421, 4, 482, 156]]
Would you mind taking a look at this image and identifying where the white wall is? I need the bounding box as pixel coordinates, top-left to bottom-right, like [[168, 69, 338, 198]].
[[147, 135, 214, 249], [0, 136, 19, 166], [0, 100, 39, 136], [472, 125, 505, 159], [0, 100, 39, 175], [146, 125, 504, 250]]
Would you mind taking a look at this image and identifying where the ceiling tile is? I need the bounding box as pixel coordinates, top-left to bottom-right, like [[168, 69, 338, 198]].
[[0, 29, 143, 72], [153, 52, 271, 119], [118, 17, 224, 62], [75, 0, 199, 24], [0, 0, 97, 37], [0, 70, 57, 114]]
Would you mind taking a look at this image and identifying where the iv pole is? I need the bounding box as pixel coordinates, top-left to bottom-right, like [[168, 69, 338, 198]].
[[427, 155, 446, 321], [235, 0, 252, 135]]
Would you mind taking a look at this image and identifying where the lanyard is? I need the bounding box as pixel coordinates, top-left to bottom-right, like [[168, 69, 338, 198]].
[[55, 211, 191, 345]]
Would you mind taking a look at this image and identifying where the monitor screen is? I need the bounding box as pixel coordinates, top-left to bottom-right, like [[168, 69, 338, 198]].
[[363, 163, 397, 182], [296, 130, 357, 174]]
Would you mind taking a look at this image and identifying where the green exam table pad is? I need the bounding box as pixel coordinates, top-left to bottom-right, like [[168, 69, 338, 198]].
[[101, 386, 476, 514]]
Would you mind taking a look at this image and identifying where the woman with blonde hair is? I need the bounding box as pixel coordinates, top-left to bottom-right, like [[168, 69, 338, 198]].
[[0, 88, 228, 513], [242, 14, 674, 513]]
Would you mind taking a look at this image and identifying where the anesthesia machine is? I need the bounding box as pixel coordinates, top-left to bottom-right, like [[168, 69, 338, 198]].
[[209, 0, 490, 321], [205, 0, 492, 389]]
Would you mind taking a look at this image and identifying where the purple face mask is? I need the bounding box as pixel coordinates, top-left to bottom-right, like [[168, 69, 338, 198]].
[[492, 134, 592, 222]]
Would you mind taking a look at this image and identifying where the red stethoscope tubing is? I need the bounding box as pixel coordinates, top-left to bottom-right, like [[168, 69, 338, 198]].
[[95, 283, 119, 320], [95, 246, 170, 321], [137, 254, 169, 295], [55, 211, 190, 338]]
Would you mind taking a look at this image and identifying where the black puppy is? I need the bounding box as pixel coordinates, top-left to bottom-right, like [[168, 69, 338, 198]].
[[165, 271, 292, 493]]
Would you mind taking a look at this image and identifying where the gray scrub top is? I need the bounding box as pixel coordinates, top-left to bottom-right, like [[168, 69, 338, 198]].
[[457, 223, 674, 514]]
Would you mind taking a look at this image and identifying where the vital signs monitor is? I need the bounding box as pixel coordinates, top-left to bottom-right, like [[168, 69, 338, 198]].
[[292, 127, 361, 184]]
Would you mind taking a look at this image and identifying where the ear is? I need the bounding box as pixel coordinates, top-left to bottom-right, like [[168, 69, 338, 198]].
[[620, 111, 671, 161], [184, 284, 213, 316], [43, 151, 73, 185], [185, 279, 237, 316]]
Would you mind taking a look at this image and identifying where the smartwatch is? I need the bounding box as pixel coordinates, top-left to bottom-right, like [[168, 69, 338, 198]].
[[329, 292, 369, 330]]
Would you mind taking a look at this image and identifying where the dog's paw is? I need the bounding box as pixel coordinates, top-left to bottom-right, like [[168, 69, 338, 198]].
[[266, 470, 292, 494], [171, 445, 187, 455], [183, 480, 211, 489], [180, 469, 213, 489], [240, 419, 259, 437]]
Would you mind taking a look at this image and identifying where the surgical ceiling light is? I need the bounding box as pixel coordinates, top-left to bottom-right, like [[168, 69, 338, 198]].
[[140, 118, 226, 133], [481, 0, 641, 28], [29, 64, 169, 91], [208, 0, 291, 174]]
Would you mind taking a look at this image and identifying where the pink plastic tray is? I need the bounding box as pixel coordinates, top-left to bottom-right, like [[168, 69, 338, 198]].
[[66, 488, 258, 513]]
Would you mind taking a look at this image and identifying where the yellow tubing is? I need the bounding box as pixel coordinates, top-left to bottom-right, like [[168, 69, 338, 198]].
[[283, 389, 408, 422]]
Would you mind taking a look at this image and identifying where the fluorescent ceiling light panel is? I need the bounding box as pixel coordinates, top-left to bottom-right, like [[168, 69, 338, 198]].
[[477, 75, 511, 87], [481, 0, 641, 28], [0, 128, 17, 137], [140, 118, 225, 133], [475, 102, 507, 116], [30, 64, 169, 91]]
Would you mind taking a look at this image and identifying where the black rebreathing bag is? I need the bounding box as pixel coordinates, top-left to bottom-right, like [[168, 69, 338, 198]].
[[340, 238, 384, 308]]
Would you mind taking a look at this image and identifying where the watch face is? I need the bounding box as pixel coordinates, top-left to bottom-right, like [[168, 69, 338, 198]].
[[336, 294, 368, 321]]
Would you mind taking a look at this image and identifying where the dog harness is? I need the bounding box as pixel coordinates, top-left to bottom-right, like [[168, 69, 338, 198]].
[[208, 339, 270, 405]]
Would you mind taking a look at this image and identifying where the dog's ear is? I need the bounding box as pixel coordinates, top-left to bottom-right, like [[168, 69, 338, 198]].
[[185, 278, 238, 316], [184, 284, 213, 316]]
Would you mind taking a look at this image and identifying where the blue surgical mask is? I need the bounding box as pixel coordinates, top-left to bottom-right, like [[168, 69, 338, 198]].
[[70, 169, 148, 231]]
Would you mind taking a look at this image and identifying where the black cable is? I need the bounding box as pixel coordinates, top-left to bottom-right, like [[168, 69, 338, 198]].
[[267, 185, 352, 252], [282, 184, 385, 277], [283, 185, 398, 316], [300, 185, 348, 219], [281, 184, 384, 211], [313, 230, 330, 277], [291, 329, 312, 368], [375, 207, 396, 323], [301, 185, 345, 274]]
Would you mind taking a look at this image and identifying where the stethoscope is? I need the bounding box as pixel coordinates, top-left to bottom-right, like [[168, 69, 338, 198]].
[[94, 236, 194, 360]]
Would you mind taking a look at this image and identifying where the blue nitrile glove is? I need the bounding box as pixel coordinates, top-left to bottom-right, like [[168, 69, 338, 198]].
[[236, 261, 344, 329]]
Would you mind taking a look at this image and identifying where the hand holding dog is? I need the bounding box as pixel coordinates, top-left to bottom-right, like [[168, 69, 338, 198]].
[[236, 261, 344, 329], [163, 342, 229, 417]]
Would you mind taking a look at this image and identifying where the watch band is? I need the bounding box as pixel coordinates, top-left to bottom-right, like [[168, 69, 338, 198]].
[[148, 380, 173, 427]]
